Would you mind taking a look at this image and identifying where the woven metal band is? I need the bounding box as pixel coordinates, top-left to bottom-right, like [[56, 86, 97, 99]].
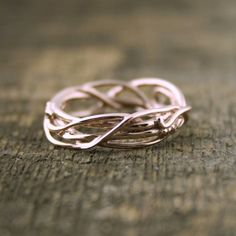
[[43, 78, 191, 149]]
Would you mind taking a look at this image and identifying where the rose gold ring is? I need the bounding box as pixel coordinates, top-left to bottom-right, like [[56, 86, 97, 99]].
[[43, 78, 191, 149]]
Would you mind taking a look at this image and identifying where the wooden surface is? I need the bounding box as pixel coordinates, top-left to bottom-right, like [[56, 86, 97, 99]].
[[0, 0, 236, 235]]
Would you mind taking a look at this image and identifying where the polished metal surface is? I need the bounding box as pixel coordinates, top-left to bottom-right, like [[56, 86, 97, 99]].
[[44, 78, 191, 149]]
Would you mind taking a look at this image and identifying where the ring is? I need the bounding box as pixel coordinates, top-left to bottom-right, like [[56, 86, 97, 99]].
[[43, 78, 191, 149]]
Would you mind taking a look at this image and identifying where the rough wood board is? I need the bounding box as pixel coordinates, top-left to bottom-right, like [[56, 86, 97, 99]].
[[0, 0, 236, 235]]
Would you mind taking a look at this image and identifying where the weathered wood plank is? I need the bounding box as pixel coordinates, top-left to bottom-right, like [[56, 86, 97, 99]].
[[0, 0, 236, 235]]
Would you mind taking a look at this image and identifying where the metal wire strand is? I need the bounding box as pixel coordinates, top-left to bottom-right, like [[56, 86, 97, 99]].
[[43, 78, 191, 149]]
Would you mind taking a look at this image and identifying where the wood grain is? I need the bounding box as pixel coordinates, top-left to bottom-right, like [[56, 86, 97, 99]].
[[0, 0, 236, 235]]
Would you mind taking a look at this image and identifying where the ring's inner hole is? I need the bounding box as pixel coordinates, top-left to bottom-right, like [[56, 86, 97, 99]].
[[154, 92, 171, 105], [62, 86, 173, 118]]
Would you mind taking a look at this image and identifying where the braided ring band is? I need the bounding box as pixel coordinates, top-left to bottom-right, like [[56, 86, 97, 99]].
[[43, 78, 191, 149]]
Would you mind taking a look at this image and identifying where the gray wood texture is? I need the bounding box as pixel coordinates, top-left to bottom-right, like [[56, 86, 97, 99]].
[[0, 0, 236, 235]]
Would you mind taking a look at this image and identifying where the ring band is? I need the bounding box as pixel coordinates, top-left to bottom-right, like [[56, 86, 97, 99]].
[[43, 78, 191, 149]]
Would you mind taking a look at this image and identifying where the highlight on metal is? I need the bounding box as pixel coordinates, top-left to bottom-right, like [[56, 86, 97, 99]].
[[43, 78, 191, 149]]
